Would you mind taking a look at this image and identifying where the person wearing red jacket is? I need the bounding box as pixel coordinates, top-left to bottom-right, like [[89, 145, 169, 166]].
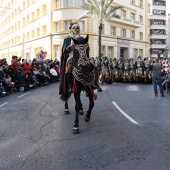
[[23, 62, 32, 75], [55, 65, 60, 76], [11, 56, 19, 73]]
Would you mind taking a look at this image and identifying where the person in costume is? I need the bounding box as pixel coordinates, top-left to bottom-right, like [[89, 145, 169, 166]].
[[59, 22, 80, 98]]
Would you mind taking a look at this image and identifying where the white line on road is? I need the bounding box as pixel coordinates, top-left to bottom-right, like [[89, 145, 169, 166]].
[[18, 92, 31, 98], [36, 87, 46, 91], [0, 102, 9, 108], [112, 101, 139, 125]]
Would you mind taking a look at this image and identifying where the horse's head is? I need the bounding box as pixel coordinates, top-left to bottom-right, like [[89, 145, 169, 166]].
[[72, 35, 93, 74]]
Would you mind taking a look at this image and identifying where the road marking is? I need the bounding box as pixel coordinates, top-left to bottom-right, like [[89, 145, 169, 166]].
[[18, 92, 31, 98], [112, 101, 139, 125], [0, 102, 9, 108], [127, 85, 140, 91], [36, 87, 46, 91]]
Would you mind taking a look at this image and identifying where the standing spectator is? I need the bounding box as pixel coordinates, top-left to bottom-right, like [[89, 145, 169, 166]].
[[11, 56, 19, 73], [151, 58, 164, 97]]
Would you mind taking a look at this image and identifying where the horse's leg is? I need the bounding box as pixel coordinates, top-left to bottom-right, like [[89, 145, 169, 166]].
[[79, 99, 84, 115], [72, 91, 81, 134], [64, 100, 69, 114], [84, 89, 94, 122]]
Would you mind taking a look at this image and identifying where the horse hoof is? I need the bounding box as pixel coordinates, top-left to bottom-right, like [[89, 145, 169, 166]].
[[79, 110, 84, 115], [97, 88, 102, 92], [84, 114, 90, 122], [64, 109, 69, 114], [72, 127, 79, 134]]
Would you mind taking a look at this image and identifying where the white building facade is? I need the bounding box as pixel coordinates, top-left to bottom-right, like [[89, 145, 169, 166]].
[[0, 0, 150, 64], [149, 0, 167, 58]]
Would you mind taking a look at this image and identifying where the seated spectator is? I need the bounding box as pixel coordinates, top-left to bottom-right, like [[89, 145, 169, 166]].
[[37, 67, 49, 86], [162, 73, 170, 92], [23, 62, 32, 75], [25, 71, 34, 88], [4, 75, 16, 93], [50, 65, 58, 82], [55, 65, 60, 76], [0, 66, 5, 81], [17, 71, 28, 92], [0, 83, 6, 96]]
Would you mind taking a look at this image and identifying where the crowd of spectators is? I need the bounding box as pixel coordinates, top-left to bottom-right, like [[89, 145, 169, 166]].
[[0, 57, 60, 97]]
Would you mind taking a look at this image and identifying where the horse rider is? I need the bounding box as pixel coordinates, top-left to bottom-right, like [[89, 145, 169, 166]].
[[59, 22, 80, 96]]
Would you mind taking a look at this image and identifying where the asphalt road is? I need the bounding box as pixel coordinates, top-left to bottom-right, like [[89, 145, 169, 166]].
[[0, 82, 170, 170]]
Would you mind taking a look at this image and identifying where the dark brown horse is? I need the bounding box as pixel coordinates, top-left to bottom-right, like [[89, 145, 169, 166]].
[[64, 35, 97, 134]]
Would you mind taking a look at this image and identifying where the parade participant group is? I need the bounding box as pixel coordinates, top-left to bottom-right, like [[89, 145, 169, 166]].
[[93, 56, 170, 87]]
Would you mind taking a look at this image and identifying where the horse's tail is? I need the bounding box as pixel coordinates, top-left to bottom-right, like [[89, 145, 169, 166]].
[[60, 92, 71, 102]]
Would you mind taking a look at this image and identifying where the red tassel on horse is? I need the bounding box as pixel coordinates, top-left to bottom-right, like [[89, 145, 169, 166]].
[[72, 79, 77, 93], [90, 87, 97, 100]]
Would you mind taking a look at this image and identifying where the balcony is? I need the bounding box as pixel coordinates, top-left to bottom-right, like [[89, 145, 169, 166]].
[[150, 34, 167, 39], [108, 17, 142, 28], [150, 25, 166, 29], [153, 1, 166, 6], [150, 15, 166, 20], [152, 5, 166, 10], [150, 44, 166, 49], [53, 9, 85, 21], [151, 53, 163, 58]]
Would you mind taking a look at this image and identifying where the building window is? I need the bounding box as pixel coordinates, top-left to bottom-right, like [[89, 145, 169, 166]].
[[36, 8, 40, 18], [31, 12, 35, 21], [139, 49, 143, 58], [121, 29, 126, 38], [78, 21, 84, 31], [122, 10, 126, 17], [56, 0, 60, 8], [102, 24, 104, 34], [23, 1, 26, 9], [56, 22, 60, 31], [36, 28, 40, 37], [64, 0, 72, 7], [133, 49, 137, 59], [27, 15, 30, 23], [139, 32, 143, 40], [107, 46, 113, 58], [31, 30, 34, 39], [27, 0, 30, 7], [27, 32, 30, 41], [139, 0, 143, 8], [65, 21, 71, 31], [42, 4, 47, 15], [131, 12, 135, 20], [76, 0, 84, 7], [139, 16, 143, 24], [110, 26, 115, 36], [55, 45, 59, 60], [130, 0, 135, 5], [131, 31, 135, 39], [153, 9, 165, 15], [42, 25, 47, 35], [23, 18, 26, 26], [101, 46, 105, 57]]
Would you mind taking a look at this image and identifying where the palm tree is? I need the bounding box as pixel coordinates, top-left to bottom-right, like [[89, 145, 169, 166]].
[[79, 0, 123, 60]]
